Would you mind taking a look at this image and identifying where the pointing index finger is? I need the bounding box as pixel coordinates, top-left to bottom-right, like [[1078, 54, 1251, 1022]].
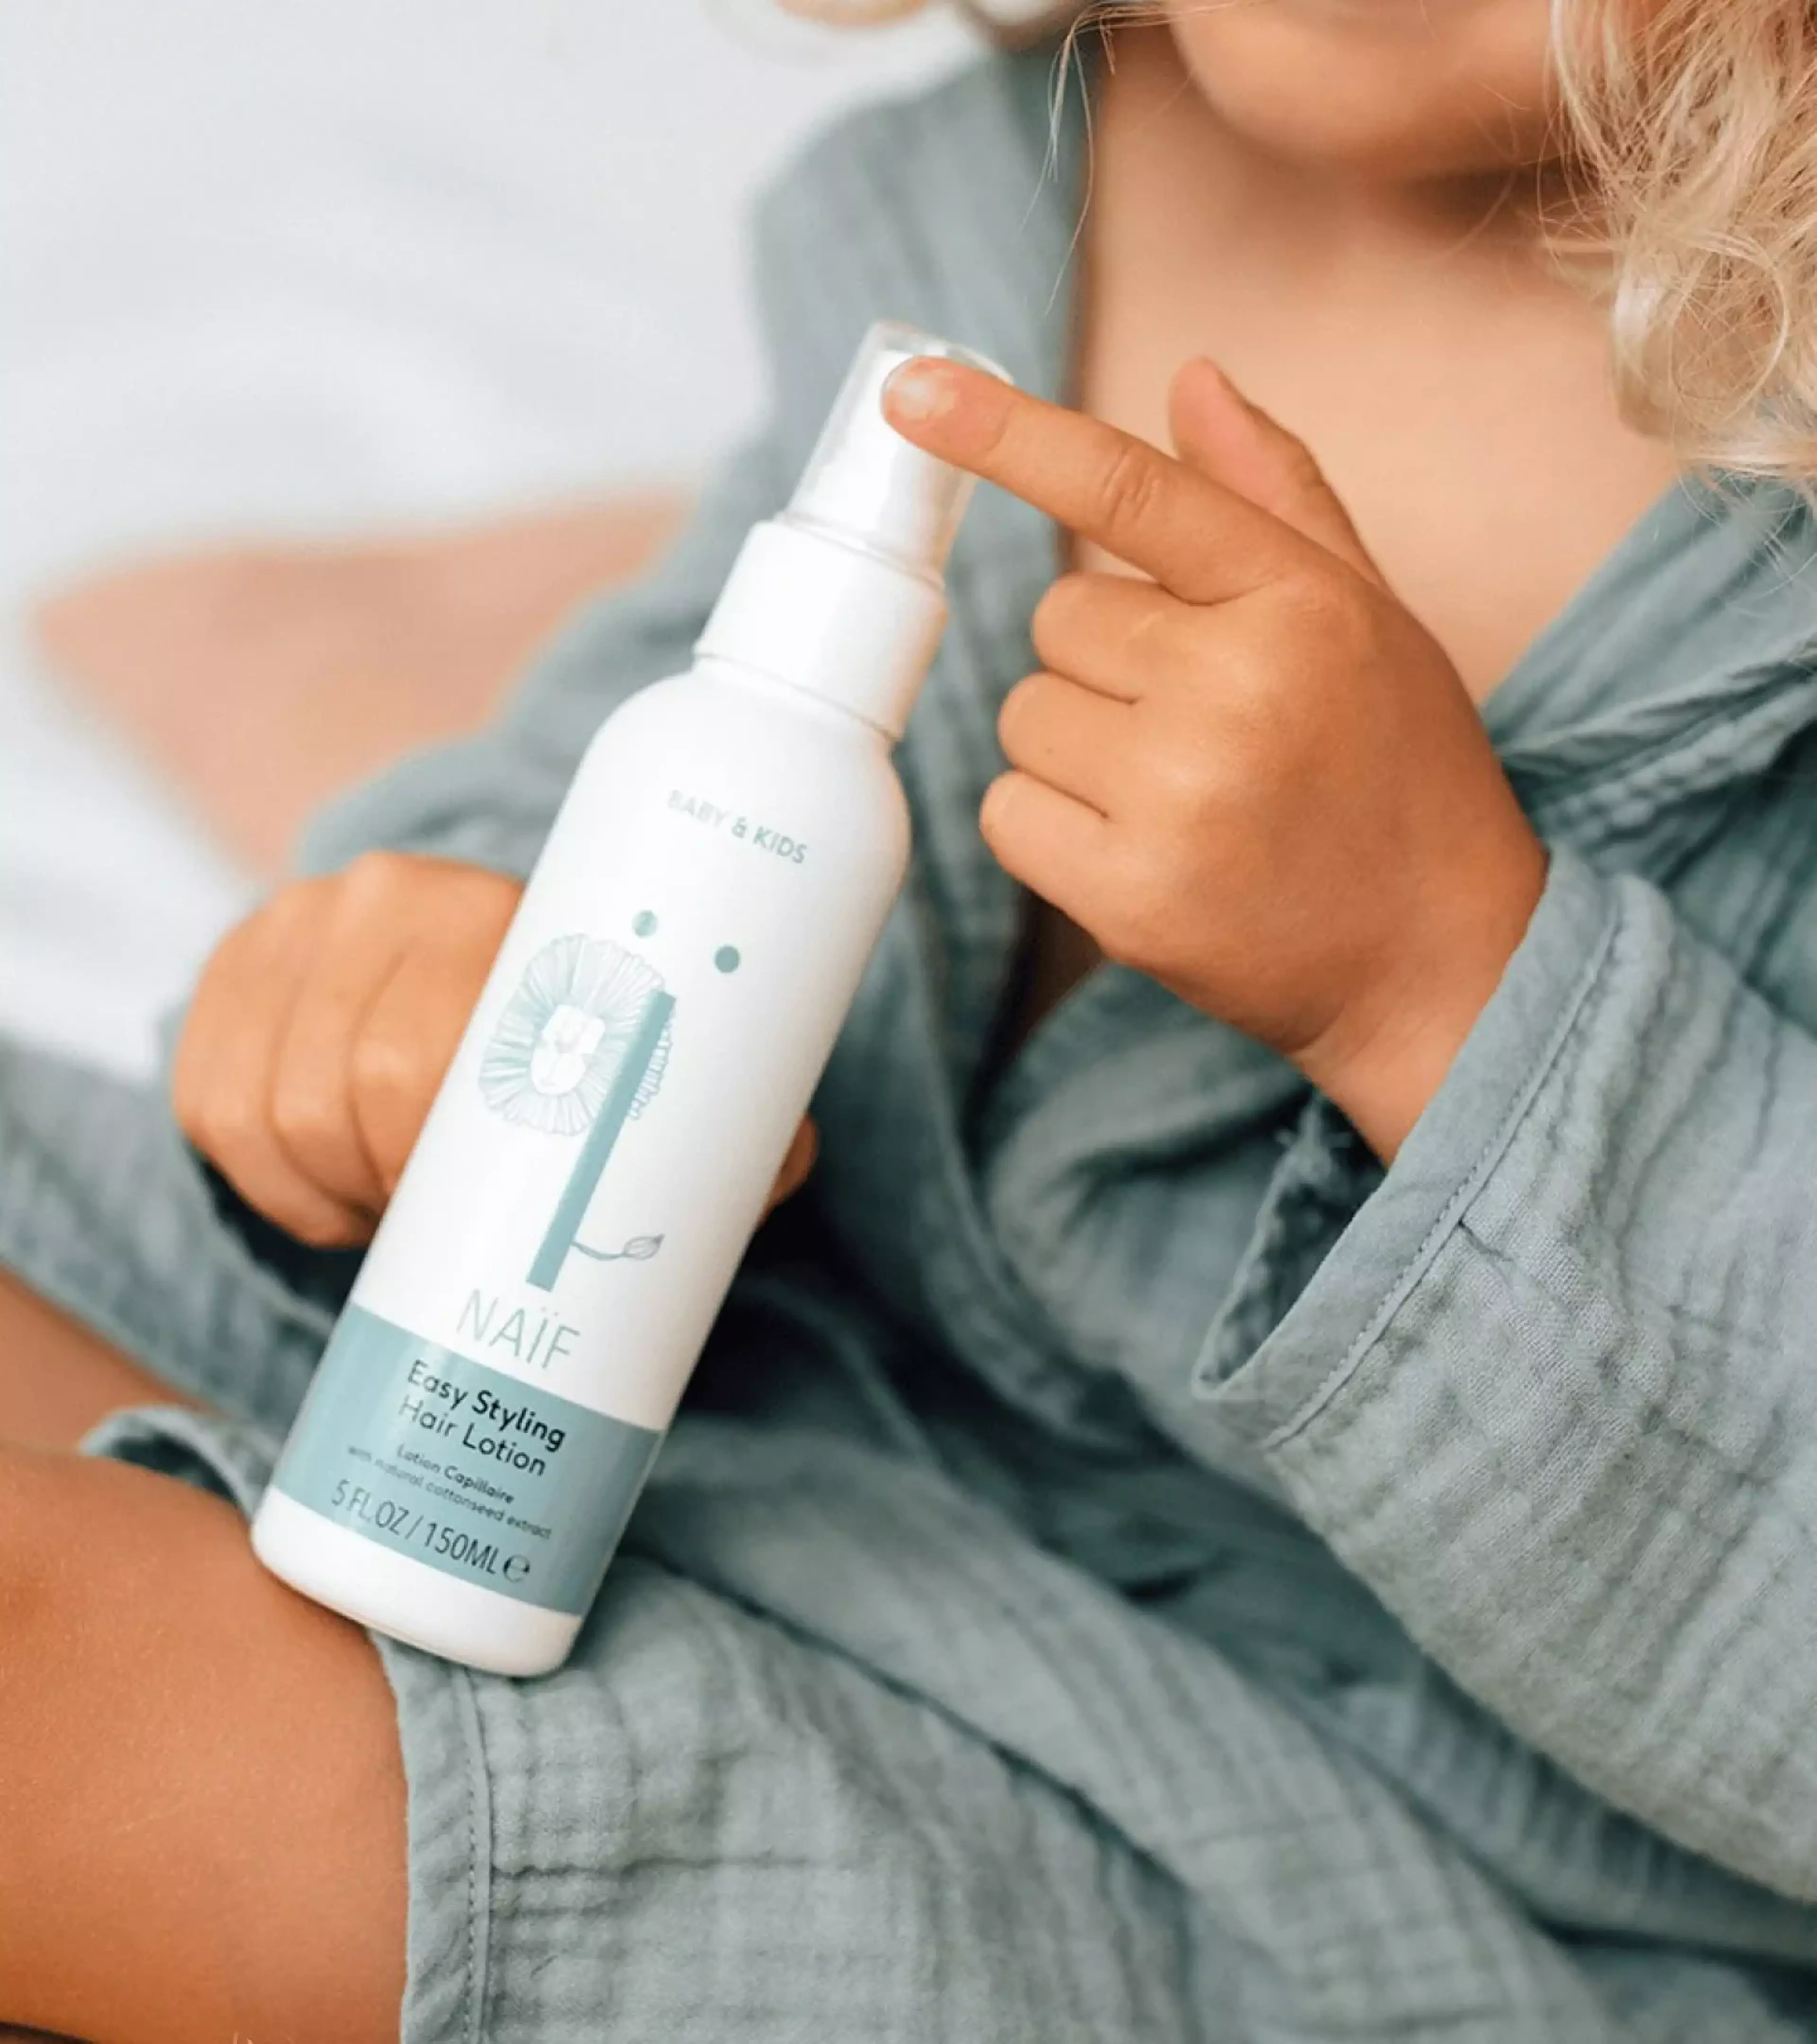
[[882, 356, 1302, 603]]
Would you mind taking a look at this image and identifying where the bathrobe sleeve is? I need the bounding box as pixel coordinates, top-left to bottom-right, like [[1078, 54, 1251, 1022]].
[[1198, 844, 1817, 1902]]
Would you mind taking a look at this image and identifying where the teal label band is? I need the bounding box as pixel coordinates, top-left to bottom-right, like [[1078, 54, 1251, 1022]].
[[273, 1305, 662, 1615]]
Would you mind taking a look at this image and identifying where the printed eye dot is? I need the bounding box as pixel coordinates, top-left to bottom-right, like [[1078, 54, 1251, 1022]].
[[632, 910, 658, 936], [714, 946, 741, 974]]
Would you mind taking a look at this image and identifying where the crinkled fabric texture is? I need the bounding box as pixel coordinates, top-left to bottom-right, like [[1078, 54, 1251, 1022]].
[[8, 40, 1817, 2044]]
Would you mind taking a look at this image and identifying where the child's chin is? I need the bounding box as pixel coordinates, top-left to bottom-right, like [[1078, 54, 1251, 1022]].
[[1165, 2, 1560, 182]]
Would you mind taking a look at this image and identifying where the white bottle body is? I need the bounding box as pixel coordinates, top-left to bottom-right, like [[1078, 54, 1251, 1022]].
[[252, 656, 909, 1674]]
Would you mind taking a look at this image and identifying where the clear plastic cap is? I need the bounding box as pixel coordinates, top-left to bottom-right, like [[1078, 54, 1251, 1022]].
[[784, 321, 1011, 584]]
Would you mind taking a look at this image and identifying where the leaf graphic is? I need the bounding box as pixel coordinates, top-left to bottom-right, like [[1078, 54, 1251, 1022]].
[[571, 1233, 666, 1265]]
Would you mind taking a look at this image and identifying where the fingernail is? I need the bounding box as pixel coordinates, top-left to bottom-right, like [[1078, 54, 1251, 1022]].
[[883, 359, 960, 425], [1195, 357, 1252, 410]]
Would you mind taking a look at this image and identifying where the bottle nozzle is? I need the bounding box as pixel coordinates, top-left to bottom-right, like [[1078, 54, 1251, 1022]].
[[784, 321, 1011, 583], [696, 322, 1009, 737]]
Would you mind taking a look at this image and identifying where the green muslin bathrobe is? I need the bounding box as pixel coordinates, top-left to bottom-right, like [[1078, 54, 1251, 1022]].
[[8, 44, 1817, 2044]]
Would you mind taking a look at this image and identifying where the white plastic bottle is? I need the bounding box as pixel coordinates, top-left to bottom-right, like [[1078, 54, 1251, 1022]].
[[252, 323, 1000, 1675]]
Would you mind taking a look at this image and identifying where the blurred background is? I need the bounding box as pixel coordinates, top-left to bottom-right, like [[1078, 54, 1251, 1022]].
[[0, 0, 976, 1075]]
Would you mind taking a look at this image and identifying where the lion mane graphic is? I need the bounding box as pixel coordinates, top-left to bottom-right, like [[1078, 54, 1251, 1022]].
[[479, 935, 675, 1290]]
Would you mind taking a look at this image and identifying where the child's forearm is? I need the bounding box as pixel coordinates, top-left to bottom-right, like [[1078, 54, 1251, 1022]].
[[0, 1448, 406, 2044]]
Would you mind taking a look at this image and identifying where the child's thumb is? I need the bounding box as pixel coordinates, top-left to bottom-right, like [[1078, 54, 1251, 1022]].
[[1169, 359, 1381, 583]]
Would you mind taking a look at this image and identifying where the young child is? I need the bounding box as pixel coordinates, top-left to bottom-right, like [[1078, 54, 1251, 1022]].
[[5, 2, 1817, 2037]]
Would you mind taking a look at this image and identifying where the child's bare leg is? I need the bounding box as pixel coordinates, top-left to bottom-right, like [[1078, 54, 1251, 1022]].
[[35, 493, 689, 873], [0, 1270, 194, 1450], [0, 1445, 406, 2044]]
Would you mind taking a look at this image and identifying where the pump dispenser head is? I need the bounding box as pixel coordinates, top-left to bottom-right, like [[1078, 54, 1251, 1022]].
[[697, 320, 1012, 739], [785, 323, 1007, 584]]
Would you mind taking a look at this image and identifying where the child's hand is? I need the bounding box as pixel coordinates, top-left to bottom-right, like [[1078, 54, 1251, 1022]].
[[175, 852, 818, 1245], [175, 855, 529, 1245], [884, 356, 1547, 1158]]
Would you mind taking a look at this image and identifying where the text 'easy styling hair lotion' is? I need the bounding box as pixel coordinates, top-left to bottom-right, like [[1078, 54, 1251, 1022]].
[[252, 324, 1001, 1674]]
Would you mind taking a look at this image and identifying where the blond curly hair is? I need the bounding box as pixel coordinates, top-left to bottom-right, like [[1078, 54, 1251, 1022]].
[[1558, 0, 1817, 482], [780, 0, 1817, 485]]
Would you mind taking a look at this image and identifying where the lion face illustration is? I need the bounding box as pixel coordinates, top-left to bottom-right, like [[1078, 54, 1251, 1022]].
[[479, 935, 671, 1139]]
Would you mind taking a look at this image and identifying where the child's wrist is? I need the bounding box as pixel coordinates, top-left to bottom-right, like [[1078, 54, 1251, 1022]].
[[1298, 840, 1549, 1160]]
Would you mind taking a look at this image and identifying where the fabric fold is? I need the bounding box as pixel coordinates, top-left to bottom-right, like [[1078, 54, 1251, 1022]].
[[1204, 846, 1817, 1903]]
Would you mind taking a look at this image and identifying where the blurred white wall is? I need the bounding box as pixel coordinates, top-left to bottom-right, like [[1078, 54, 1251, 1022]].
[[0, 0, 976, 1072]]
